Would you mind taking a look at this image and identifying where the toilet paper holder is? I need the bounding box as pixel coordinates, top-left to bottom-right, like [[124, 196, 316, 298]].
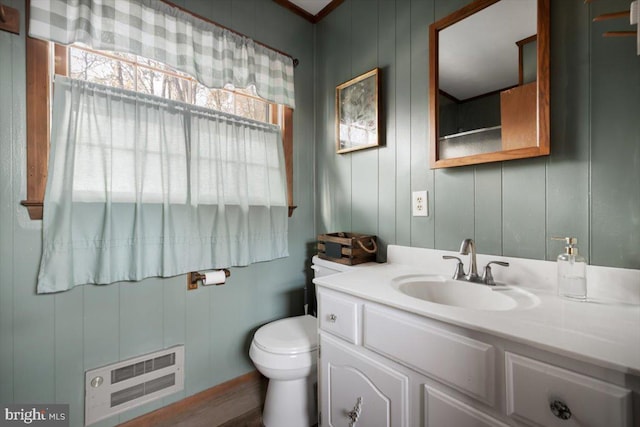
[[187, 269, 231, 290]]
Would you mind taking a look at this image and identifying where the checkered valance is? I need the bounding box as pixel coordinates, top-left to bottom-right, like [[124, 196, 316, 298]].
[[28, 0, 296, 108]]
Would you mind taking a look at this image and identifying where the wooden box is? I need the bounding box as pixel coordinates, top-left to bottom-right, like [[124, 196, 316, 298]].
[[317, 232, 377, 265]]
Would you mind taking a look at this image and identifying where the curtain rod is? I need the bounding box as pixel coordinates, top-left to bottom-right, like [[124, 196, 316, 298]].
[[161, 0, 299, 67], [55, 76, 282, 131]]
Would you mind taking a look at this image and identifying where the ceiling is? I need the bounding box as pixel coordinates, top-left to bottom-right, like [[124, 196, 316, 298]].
[[273, 0, 344, 23], [289, 0, 333, 16]]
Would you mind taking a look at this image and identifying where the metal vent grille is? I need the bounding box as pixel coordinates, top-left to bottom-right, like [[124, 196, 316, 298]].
[[85, 345, 184, 426], [111, 353, 176, 384], [111, 373, 176, 407]]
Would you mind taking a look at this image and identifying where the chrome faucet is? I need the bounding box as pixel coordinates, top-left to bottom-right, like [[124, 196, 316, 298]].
[[459, 238, 482, 284], [443, 238, 510, 286]]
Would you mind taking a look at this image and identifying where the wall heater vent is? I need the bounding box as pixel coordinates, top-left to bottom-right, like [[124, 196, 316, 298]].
[[85, 345, 184, 426]]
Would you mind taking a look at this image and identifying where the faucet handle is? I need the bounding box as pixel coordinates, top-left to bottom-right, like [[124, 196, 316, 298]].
[[443, 256, 465, 280], [482, 261, 509, 286]]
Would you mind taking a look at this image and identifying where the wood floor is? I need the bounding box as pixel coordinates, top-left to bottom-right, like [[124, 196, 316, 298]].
[[119, 372, 267, 427], [217, 408, 263, 427], [118, 371, 318, 427]]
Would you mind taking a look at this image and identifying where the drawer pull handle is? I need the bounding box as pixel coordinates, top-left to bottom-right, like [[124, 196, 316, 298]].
[[347, 396, 363, 426], [328, 313, 337, 323], [550, 400, 572, 420]]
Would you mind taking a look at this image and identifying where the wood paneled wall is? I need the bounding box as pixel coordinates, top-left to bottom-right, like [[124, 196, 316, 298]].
[[315, 0, 640, 269]]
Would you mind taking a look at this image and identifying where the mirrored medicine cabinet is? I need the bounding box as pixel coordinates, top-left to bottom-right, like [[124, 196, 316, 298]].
[[429, 0, 550, 168]]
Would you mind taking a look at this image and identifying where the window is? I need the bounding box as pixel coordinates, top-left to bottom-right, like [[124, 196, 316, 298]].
[[67, 45, 271, 123], [23, 39, 295, 219]]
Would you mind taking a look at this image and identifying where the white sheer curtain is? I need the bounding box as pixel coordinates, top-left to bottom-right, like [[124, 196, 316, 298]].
[[37, 77, 288, 293]]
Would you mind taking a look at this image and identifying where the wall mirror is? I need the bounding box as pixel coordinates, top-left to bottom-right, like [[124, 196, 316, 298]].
[[429, 0, 549, 168]]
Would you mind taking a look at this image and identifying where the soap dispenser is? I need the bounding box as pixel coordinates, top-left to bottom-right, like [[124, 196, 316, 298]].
[[552, 237, 587, 301]]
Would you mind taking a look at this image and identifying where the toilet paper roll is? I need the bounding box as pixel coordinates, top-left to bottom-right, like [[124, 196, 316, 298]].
[[202, 270, 226, 286]]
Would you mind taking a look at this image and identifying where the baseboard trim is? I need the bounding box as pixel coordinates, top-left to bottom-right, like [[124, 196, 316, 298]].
[[118, 370, 265, 427]]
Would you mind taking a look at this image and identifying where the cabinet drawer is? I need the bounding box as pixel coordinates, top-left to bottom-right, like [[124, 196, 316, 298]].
[[505, 352, 632, 427], [318, 290, 359, 344], [425, 386, 509, 427], [363, 305, 495, 405]]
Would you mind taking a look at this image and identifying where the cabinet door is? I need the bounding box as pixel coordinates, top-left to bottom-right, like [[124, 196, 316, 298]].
[[320, 333, 409, 427], [424, 386, 509, 427]]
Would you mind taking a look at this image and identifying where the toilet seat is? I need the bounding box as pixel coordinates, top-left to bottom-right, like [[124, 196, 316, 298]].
[[253, 314, 318, 355]]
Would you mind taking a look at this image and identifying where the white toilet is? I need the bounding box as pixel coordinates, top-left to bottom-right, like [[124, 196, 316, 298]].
[[249, 256, 366, 427]]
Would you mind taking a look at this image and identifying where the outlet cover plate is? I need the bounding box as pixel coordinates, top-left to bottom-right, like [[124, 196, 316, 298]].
[[412, 190, 428, 217]]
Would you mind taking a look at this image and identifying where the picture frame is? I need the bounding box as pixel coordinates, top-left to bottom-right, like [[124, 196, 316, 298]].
[[336, 68, 380, 154]]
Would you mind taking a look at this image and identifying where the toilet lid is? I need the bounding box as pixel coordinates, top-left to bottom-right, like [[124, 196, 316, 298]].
[[253, 315, 318, 355]]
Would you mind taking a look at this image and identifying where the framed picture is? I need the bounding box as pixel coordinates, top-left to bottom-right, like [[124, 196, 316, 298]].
[[336, 68, 380, 154]]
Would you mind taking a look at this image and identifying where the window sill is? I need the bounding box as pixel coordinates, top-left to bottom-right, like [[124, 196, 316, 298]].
[[21, 200, 43, 220]]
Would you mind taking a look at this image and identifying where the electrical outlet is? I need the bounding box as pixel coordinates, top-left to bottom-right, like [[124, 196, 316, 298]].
[[412, 190, 428, 217]]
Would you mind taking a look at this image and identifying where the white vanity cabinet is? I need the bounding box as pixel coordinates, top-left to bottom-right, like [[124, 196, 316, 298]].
[[316, 286, 636, 427]]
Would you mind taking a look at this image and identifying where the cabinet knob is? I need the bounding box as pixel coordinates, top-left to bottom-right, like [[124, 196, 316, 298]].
[[347, 396, 363, 426], [549, 400, 572, 420], [328, 313, 337, 323]]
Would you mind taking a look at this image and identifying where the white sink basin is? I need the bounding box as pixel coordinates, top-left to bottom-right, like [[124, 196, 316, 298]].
[[391, 275, 538, 311]]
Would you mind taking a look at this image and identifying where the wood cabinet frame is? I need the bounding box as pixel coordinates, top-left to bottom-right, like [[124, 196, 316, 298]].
[[428, 0, 550, 169]]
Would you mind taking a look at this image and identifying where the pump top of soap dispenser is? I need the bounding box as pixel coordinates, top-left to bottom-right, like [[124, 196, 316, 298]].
[[552, 236, 579, 255]]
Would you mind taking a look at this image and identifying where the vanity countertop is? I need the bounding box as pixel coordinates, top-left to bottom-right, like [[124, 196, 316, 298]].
[[314, 257, 640, 376]]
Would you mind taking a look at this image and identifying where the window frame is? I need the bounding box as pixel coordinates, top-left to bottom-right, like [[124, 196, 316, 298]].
[[23, 37, 295, 220]]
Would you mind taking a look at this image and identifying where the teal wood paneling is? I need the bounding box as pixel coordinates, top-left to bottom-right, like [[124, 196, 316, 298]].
[[54, 288, 84, 427], [546, 0, 590, 262], [395, 0, 412, 247], [590, 0, 640, 269], [315, 2, 352, 234], [350, 0, 380, 237], [82, 285, 120, 367], [83, 283, 120, 427], [209, 279, 253, 385], [0, 1, 315, 425], [119, 279, 165, 360], [231, 0, 258, 39], [160, 277, 187, 407], [13, 231, 54, 403], [410, 0, 434, 249], [331, 3, 355, 234], [502, 158, 547, 260], [183, 0, 232, 30], [184, 285, 212, 396], [315, 0, 639, 269], [0, 3, 16, 401], [434, 169, 475, 251], [474, 164, 503, 256], [377, 0, 398, 261]]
